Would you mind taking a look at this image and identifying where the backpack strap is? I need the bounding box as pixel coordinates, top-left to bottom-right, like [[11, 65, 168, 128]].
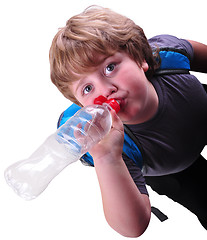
[[154, 47, 191, 76], [151, 207, 168, 222]]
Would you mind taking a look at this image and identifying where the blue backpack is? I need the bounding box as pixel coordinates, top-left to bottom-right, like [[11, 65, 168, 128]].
[[57, 48, 192, 222]]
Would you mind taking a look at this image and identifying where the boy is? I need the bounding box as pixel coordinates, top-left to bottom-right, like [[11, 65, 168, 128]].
[[49, 6, 207, 237]]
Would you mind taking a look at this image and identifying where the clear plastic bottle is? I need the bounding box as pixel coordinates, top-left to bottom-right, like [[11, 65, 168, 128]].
[[4, 96, 120, 200]]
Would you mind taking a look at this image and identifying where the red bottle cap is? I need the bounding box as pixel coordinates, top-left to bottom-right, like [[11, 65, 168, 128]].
[[94, 95, 107, 105], [94, 95, 120, 113], [105, 99, 120, 113]]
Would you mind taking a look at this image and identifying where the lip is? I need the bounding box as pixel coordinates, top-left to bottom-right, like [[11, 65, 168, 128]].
[[114, 98, 125, 110]]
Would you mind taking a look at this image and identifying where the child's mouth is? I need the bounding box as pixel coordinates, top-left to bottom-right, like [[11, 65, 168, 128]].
[[116, 98, 125, 111]]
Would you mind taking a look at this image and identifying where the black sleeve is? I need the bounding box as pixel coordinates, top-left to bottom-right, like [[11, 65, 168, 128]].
[[123, 153, 148, 196]]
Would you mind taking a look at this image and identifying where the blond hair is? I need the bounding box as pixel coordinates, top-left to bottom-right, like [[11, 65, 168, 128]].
[[49, 6, 156, 104]]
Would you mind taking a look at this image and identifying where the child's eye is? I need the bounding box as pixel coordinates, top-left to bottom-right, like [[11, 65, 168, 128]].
[[83, 84, 93, 95], [104, 63, 116, 76]]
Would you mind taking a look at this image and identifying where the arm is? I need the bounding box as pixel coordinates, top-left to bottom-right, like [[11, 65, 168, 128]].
[[188, 40, 207, 73], [89, 110, 151, 238]]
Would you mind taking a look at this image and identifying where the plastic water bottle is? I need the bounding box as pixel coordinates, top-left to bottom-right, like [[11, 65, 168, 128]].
[[4, 96, 120, 200]]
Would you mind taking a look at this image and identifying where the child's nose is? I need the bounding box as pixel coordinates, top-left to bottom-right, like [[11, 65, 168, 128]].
[[100, 84, 117, 98]]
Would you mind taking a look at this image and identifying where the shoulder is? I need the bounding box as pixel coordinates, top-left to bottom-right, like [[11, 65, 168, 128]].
[[187, 40, 207, 73], [148, 34, 193, 61]]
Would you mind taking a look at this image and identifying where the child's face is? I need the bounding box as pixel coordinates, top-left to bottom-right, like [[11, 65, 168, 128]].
[[70, 52, 158, 124]]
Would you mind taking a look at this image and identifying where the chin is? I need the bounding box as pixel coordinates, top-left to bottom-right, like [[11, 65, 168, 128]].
[[120, 116, 136, 125]]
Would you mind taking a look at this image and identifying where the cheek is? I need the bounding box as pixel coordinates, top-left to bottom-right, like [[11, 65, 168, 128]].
[[119, 66, 145, 88], [79, 97, 95, 107], [130, 72, 149, 96], [126, 79, 146, 97]]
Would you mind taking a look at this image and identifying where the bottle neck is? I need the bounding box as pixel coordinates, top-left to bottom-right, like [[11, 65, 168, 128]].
[[94, 95, 120, 113], [102, 99, 120, 113], [102, 102, 113, 111]]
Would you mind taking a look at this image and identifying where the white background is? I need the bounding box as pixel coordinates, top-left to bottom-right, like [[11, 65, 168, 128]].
[[0, 0, 207, 239]]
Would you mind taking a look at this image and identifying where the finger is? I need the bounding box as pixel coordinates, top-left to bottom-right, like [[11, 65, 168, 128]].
[[73, 123, 87, 143], [110, 109, 124, 134]]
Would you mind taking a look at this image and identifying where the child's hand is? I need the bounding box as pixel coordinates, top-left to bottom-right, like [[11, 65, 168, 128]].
[[89, 109, 124, 163]]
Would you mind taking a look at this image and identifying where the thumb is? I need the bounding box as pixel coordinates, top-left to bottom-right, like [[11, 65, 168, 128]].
[[110, 109, 124, 136]]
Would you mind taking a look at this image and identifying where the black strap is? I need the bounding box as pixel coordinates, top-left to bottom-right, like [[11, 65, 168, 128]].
[[154, 69, 190, 76], [151, 207, 168, 222], [124, 125, 140, 146], [124, 124, 147, 166]]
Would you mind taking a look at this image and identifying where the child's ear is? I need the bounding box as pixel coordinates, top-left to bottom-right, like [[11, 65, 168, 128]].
[[141, 61, 149, 72]]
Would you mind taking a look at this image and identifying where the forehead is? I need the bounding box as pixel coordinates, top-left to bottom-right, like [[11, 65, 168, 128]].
[[70, 53, 110, 80]]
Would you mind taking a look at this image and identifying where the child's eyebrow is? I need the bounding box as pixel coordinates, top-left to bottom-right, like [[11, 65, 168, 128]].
[[74, 77, 86, 94], [102, 55, 115, 64]]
